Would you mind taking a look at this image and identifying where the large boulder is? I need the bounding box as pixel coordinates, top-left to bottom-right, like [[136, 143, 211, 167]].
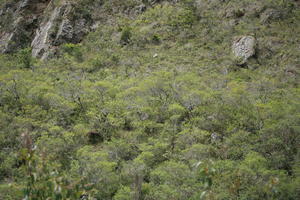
[[232, 36, 256, 64]]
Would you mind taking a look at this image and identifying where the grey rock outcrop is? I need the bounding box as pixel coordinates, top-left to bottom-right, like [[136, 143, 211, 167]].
[[1, 0, 175, 59], [0, 0, 91, 59], [31, 3, 71, 59], [0, 32, 16, 53], [0, 0, 50, 53], [31, 2, 91, 59], [232, 36, 256, 64]]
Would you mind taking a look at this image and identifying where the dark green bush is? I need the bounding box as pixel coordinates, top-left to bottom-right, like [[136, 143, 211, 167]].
[[120, 27, 132, 45]]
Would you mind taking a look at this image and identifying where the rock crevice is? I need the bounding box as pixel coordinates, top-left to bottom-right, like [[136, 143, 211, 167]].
[[0, 0, 91, 59], [0, 0, 51, 53]]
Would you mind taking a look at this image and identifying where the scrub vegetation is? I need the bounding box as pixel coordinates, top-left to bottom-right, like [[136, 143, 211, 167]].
[[0, 0, 299, 199]]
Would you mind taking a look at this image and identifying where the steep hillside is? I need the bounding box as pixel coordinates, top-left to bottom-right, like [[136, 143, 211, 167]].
[[0, 0, 299, 199]]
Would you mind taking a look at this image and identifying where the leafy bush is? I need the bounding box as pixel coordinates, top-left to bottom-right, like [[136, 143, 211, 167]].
[[0, 0, 299, 199], [120, 26, 132, 45]]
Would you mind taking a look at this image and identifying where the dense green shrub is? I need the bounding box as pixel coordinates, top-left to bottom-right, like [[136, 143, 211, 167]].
[[0, 0, 299, 199], [120, 27, 132, 45]]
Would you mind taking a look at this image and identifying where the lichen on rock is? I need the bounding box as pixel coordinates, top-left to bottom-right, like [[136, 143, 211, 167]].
[[232, 36, 256, 64]]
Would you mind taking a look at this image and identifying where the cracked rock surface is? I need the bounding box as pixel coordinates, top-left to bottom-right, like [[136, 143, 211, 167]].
[[232, 36, 256, 63]]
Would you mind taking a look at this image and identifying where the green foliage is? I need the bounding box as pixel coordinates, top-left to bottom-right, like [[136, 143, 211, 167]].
[[120, 26, 132, 45], [0, 0, 299, 199], [61, 43, 83, 62], [19, 135, 88, 200], [114, 186, 132, 200], [15, 48, 34, 69]]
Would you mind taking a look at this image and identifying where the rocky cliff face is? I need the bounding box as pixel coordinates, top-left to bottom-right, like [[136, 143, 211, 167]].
[[0, 0, 177, 59], [1, 0, 296, 61], [31, 1, 92, 59], [0, 0, 51, 54], [0, 0, 92, 59], [0, 0, 156, 59]]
